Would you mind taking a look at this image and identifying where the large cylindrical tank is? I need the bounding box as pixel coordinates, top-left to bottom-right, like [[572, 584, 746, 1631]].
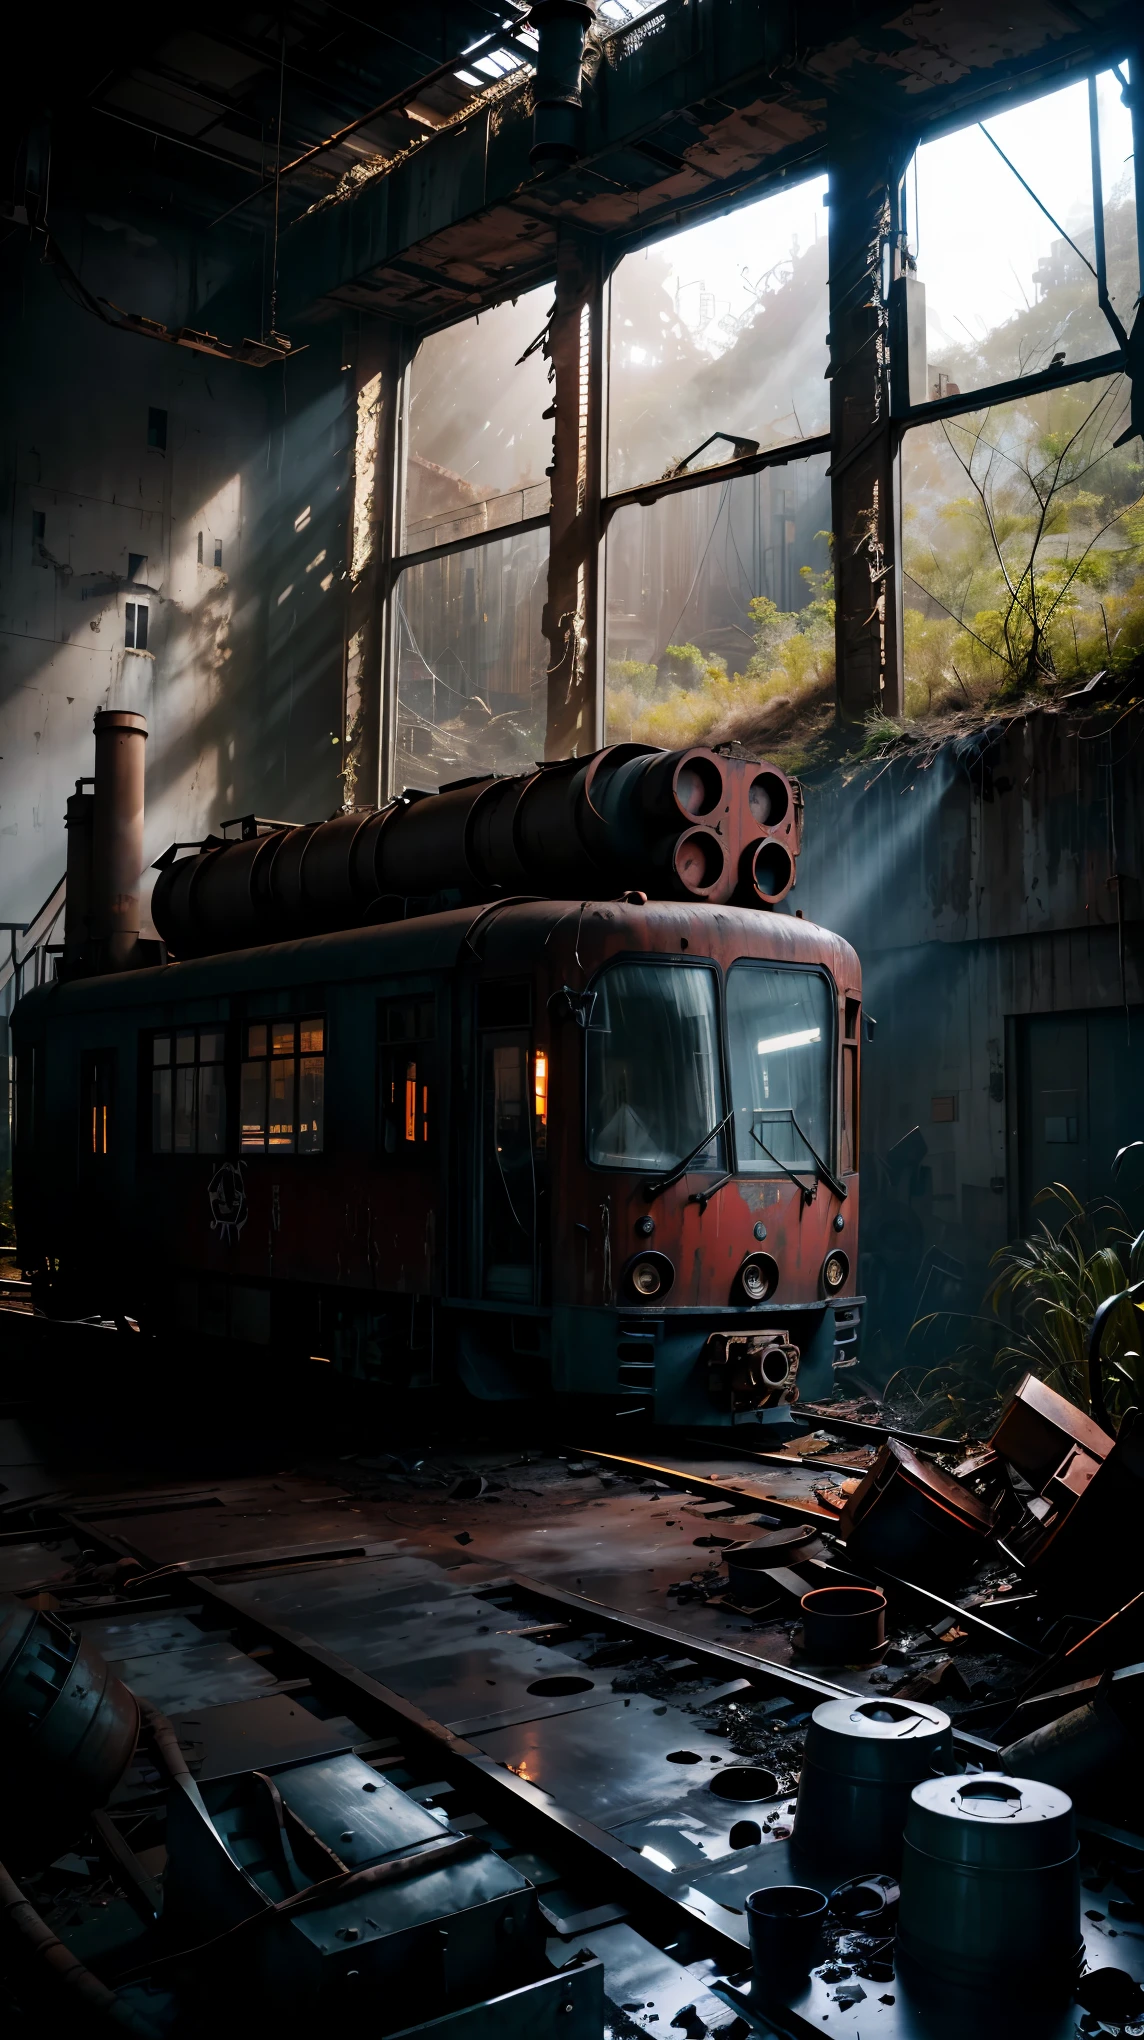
[[90, 709, 147, 967], [151, 744, 802, 959]]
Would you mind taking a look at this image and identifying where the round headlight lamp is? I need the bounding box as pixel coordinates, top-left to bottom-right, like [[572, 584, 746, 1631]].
[[736, 1252, 779, 1304], [624, 1252, 675, 1301], [822, 1250, 850, 1295]]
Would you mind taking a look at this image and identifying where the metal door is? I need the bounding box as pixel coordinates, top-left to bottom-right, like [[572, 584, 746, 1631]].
[[1017, 1007, 1144, 1233]]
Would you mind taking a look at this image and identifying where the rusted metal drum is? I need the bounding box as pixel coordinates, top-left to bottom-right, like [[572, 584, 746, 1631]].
[[0, 1596, 139, 1852], [898, 1772, 1082, 2002], [793, 1695, 952, 1876]]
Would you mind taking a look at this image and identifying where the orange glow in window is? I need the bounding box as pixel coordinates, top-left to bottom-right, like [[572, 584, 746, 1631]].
[[404, 1061, 417, 1142], [534, 1049, 548, 1126]]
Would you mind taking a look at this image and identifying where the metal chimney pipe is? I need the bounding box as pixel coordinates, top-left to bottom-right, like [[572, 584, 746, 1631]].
[[90, 710, 147, 969], [62, 777, 95, 970], [528, 1, 596, 167]]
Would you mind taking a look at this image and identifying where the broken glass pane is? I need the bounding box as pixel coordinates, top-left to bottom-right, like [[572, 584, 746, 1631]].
[[908, 68, 1137, 404], [901, 375, 1140, 711], [607, 175, 829, 495], [394, 525, 548, 791], [403, 286, 553, 556], [1095, 64, 1138, 338], [603, 454, 832, 749]]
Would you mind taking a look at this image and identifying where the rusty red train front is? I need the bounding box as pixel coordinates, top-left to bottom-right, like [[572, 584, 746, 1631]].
[[456, 897, 862, 1427]]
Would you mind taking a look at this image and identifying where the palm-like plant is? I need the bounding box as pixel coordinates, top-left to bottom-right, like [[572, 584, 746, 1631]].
[[985, 1183, 1144, 1420], [886, 1182, 1144, 1437]]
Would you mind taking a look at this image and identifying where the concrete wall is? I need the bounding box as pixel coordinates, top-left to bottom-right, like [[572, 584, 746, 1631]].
[[0, 195, 358, 933], [793, 709, 1144, 1375]]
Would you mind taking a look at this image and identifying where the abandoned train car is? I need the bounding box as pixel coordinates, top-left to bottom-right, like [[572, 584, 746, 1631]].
[[12, 896, 861, 1426], [11, 721, 861, 1425]]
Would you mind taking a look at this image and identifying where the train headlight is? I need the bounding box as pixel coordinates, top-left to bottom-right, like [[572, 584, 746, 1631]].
[[736, 1253, 779, 1304], [624, 1252, 675, 1301], [822, 1250, 850, 1295]]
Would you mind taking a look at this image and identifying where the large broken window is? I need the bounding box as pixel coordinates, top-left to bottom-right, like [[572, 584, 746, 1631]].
[[393, 525, 548, 789], [607, 175, 829, 496], [901, 376, 1143, 708], [403, 287, 553, 555], [906, 66, 1137, 405], [603, 454, 832, 749]]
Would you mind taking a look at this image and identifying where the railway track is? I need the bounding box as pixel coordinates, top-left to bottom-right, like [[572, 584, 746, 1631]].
[[2, 1324, 1141, 2039], [0, 1435, 1042, 2038]]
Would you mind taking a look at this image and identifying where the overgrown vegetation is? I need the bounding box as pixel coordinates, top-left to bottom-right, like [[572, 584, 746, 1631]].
[[886, 1184, 1144, 1437], [602, 168, 1142, 772], [605, 545, 836, 762], [902, 379, 1144, 715]]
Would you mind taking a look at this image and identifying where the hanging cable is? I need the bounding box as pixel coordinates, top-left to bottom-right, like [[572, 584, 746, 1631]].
[[269, 25, 287, 339]]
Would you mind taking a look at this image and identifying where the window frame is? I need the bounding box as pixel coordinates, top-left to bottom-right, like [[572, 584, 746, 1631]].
[[892, 59, 1135, 431], [147, 1025, 229, 1157], [581, 951, 842, 1179], [373, 51, 1136, 781], [124, 599, 149, 651], [724, 957, 840, 1181], [80, 1048, 116, 1165], [377, 993, 436, 1159], [239, 1014, 326, 1157], [581, 951, 730, 1178]]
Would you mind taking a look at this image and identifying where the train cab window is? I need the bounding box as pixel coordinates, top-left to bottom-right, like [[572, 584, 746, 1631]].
[[82, 1050, 116, 1159], [379, 996, 434, 1155], [151, 1028, 226, 1154], [241, 1017, 324, 1154], [726, 965, 834, 1177], [586, 960, 724, 1172]]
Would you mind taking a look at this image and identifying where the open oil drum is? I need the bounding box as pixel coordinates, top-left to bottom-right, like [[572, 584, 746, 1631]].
[[897, 1772, 1082, 2003], [792, 1696, 952, 1877]]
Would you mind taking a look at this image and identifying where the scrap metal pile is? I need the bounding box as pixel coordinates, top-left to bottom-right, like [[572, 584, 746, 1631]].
[[0, 1365, 1142, 2039], [707, 1371, 1144, 1814]]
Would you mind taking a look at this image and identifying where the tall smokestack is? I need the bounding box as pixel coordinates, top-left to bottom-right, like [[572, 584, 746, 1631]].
[[90, 710, 147, 970]]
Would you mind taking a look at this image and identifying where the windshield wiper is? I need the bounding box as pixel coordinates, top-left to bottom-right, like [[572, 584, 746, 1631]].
[[643, 1109, 734, 1200], [750, 1109, 848, 1205]]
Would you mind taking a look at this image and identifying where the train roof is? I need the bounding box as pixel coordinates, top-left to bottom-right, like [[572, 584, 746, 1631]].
[[13, 896, 859, 1029]]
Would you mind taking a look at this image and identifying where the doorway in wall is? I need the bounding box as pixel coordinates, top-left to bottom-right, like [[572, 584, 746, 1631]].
[[1016, 1007, 1144, 1235]]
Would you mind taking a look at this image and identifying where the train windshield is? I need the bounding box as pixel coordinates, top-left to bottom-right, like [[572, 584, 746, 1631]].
[[726, 964, 833, 1177], [587, 962, 724, 1171]]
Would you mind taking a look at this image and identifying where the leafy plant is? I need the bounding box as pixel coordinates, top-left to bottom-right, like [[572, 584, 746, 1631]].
[[985, 1183, 1144, 1420], [885, 1183, 1144, 1436], [0, 1171, 14, 1251]]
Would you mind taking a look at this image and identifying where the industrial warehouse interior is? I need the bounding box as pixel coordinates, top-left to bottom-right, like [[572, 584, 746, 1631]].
[[2, 0, 1144, 2033]]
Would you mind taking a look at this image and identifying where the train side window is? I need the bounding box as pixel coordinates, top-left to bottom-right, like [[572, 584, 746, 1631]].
[[82, 1049, 115, 1159], [241, 1017, 324, 1154], [379, 996, 434, 1155], [151, 1028, 226, 1154]]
